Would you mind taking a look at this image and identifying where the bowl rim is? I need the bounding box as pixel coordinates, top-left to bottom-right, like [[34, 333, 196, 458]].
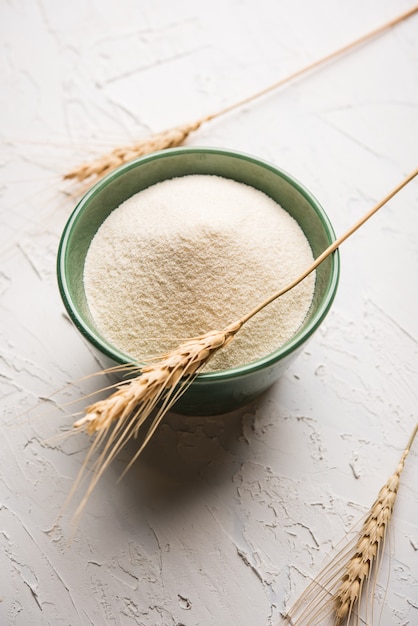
[[57, 145, 340, 382]]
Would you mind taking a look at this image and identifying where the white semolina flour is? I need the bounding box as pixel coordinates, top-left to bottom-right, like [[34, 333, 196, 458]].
[[83, 174, 315, 371]]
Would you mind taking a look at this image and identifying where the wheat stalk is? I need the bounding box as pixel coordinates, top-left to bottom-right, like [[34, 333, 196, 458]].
[[70, 168, 417, 514], [63, 6, 417, 185], [333, 428, 415, 625], [70, 322, 241, 516], [74, 322, 240, 435], [280, 423, 418, 626], [63, 121, 203, 183]]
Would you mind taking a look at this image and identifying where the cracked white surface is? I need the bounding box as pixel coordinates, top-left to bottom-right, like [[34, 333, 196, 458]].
[[1, 1, 417, 624]]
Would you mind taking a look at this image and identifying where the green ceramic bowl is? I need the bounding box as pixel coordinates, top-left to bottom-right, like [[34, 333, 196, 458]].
[[57, 147, 339, 415]]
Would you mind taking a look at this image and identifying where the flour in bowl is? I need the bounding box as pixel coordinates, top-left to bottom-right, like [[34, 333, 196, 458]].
[[83, 174, 315, 371]]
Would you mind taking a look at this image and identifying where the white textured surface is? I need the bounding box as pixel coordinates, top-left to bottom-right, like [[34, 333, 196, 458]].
[[1, 1, 417, 625]]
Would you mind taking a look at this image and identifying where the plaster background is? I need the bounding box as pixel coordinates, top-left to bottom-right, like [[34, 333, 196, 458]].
[[0, 1, 417, 624]]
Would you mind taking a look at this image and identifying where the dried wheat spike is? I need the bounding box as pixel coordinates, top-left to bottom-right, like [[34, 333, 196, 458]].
[[69, 321, 242, 518], [63, 120, 203, 184], [333, 427, 416, 625], [278, 424, 417, 626], [74, 320, 241, 437]]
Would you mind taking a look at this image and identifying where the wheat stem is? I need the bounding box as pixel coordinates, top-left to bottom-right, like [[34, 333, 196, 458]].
[[240, 167, 418, 326], [64, 6, 417, 184], [202, 5, 418, 125]]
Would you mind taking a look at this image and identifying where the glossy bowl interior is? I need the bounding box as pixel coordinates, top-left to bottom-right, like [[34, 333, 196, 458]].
[[57, 147, 339, 415]]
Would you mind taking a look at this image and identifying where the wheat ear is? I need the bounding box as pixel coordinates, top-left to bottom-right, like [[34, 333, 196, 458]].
[[63, 6, 417, 185], [333, 425, 418, 625], [70, 322, 241, 514], [63, 120, 204, 183], [74, 322, 240, 435], [280, 423, 418, 626]]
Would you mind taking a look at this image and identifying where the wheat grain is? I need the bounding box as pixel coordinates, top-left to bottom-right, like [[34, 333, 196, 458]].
[[63, 120, 203, 183]]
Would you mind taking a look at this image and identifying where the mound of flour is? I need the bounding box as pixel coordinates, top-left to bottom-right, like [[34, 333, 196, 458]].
[[84, 174, 315, 371]]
